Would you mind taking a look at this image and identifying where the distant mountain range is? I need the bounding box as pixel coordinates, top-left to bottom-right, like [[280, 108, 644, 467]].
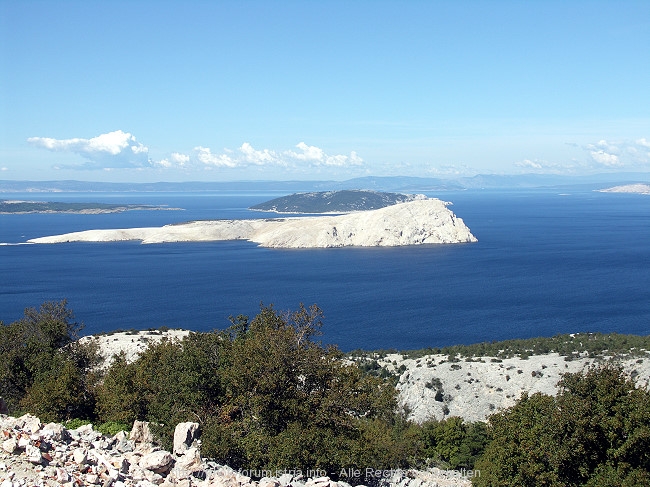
[[2, 172, 650, 193]]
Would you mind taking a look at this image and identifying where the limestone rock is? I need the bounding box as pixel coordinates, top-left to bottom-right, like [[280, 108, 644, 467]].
[[0, 415, 478, 487], [73, 447, 88, 465], [18, 414, 41, 434], [1, 438, 17, 454], [173, 422, 200, 455], [173, 447, 202, 473], [139, 450, 174, 474], [25, 444, 42, 464], [129, 421, 154, 444], [42, 422, 68, 442]]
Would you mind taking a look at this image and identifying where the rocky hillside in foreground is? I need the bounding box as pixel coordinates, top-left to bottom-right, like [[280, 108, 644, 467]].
[[27, 199, 477, 248], [0, 415, 471, 487], [249, 191, 425, 214]]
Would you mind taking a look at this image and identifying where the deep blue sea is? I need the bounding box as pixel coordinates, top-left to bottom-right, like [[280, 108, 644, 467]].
[[2, 190, 650, 351]]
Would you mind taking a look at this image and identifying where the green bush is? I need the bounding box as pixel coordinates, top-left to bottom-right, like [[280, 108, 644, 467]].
[[96, 304, 411, 476], [96, 421, 131, 436], [0, 300, 100, 418], [64, 418, 92, 430], [419, 417, 488, 470], [474, 365, 650, 486]]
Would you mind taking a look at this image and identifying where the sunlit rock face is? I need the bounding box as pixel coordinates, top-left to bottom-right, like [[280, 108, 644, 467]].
[[28, 198, 477, 248]]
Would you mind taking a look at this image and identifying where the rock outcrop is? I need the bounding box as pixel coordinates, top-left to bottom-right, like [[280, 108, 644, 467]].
[[0, 415, 472, 487], [27, 199, 477, 248]]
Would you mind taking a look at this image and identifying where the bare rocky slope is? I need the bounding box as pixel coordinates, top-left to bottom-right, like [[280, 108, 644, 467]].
[[387, 351, 650, 423], [27, 199, 477, 248]]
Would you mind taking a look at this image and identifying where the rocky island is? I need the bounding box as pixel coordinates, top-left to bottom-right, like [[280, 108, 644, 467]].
[[598, 183, 650, 194], [27, 197, 477, 248], [0, 200, 177, 214], [249, 190, 425, 213]]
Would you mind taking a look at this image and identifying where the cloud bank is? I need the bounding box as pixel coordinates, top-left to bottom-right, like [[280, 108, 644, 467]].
[[28, 131, 364, 174], [28, 130, 150, 169], [585, 139, 650, 168], [515, 138, 650, 174]]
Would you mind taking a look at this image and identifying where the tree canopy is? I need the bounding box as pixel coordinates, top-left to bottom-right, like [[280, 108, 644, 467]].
[[474, 365, 650, 486]]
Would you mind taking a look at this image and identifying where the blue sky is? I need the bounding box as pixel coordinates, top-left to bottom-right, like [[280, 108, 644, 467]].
[[1, 1, 649, 182]]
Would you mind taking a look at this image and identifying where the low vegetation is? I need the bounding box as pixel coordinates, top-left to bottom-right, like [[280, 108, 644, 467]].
[[2, 301, 650, 486], [350, 332, 650, 365], [248, 190, 419, 213]]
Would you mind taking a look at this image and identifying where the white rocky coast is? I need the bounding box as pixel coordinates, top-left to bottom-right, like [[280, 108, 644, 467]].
[[27, 199, 477, 248], [598, 183, 650, 194]]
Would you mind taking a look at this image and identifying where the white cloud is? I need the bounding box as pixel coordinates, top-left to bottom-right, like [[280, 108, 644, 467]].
[[170, 152, 190, 165], [28, 130, 150, 169], [154, 152, 191, 169], [583, 138, 650, 167], [284, 142, 363, 167], [515, 159, 544, 170], [131, 143, 149, 155], [191, 142, 364, 170], [589, 150, 621, 166], [512, 157, 586, 174], [194, 146, 237, 168], [155, 159, 173, 168], [239, 143, 279, 165], [427, 164, 479, 177], [288, 142, 325, 162], [28, 131, 364, 174]]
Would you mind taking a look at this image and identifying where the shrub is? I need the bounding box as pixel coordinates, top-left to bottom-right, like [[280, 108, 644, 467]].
[[0, 300, 100, 418], [474, 365, 650, 486], [97, 304, 409, 476], [96, 421, 131, 436]]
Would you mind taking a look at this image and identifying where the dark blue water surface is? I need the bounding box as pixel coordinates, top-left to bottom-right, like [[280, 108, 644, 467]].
[[2, 190, 650, 351]]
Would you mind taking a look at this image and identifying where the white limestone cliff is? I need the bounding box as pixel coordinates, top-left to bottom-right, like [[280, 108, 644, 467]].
[[27, 199, 477, 248]]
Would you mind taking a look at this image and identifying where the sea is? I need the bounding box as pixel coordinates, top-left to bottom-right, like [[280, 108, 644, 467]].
[[1, 189, 650, 351]]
